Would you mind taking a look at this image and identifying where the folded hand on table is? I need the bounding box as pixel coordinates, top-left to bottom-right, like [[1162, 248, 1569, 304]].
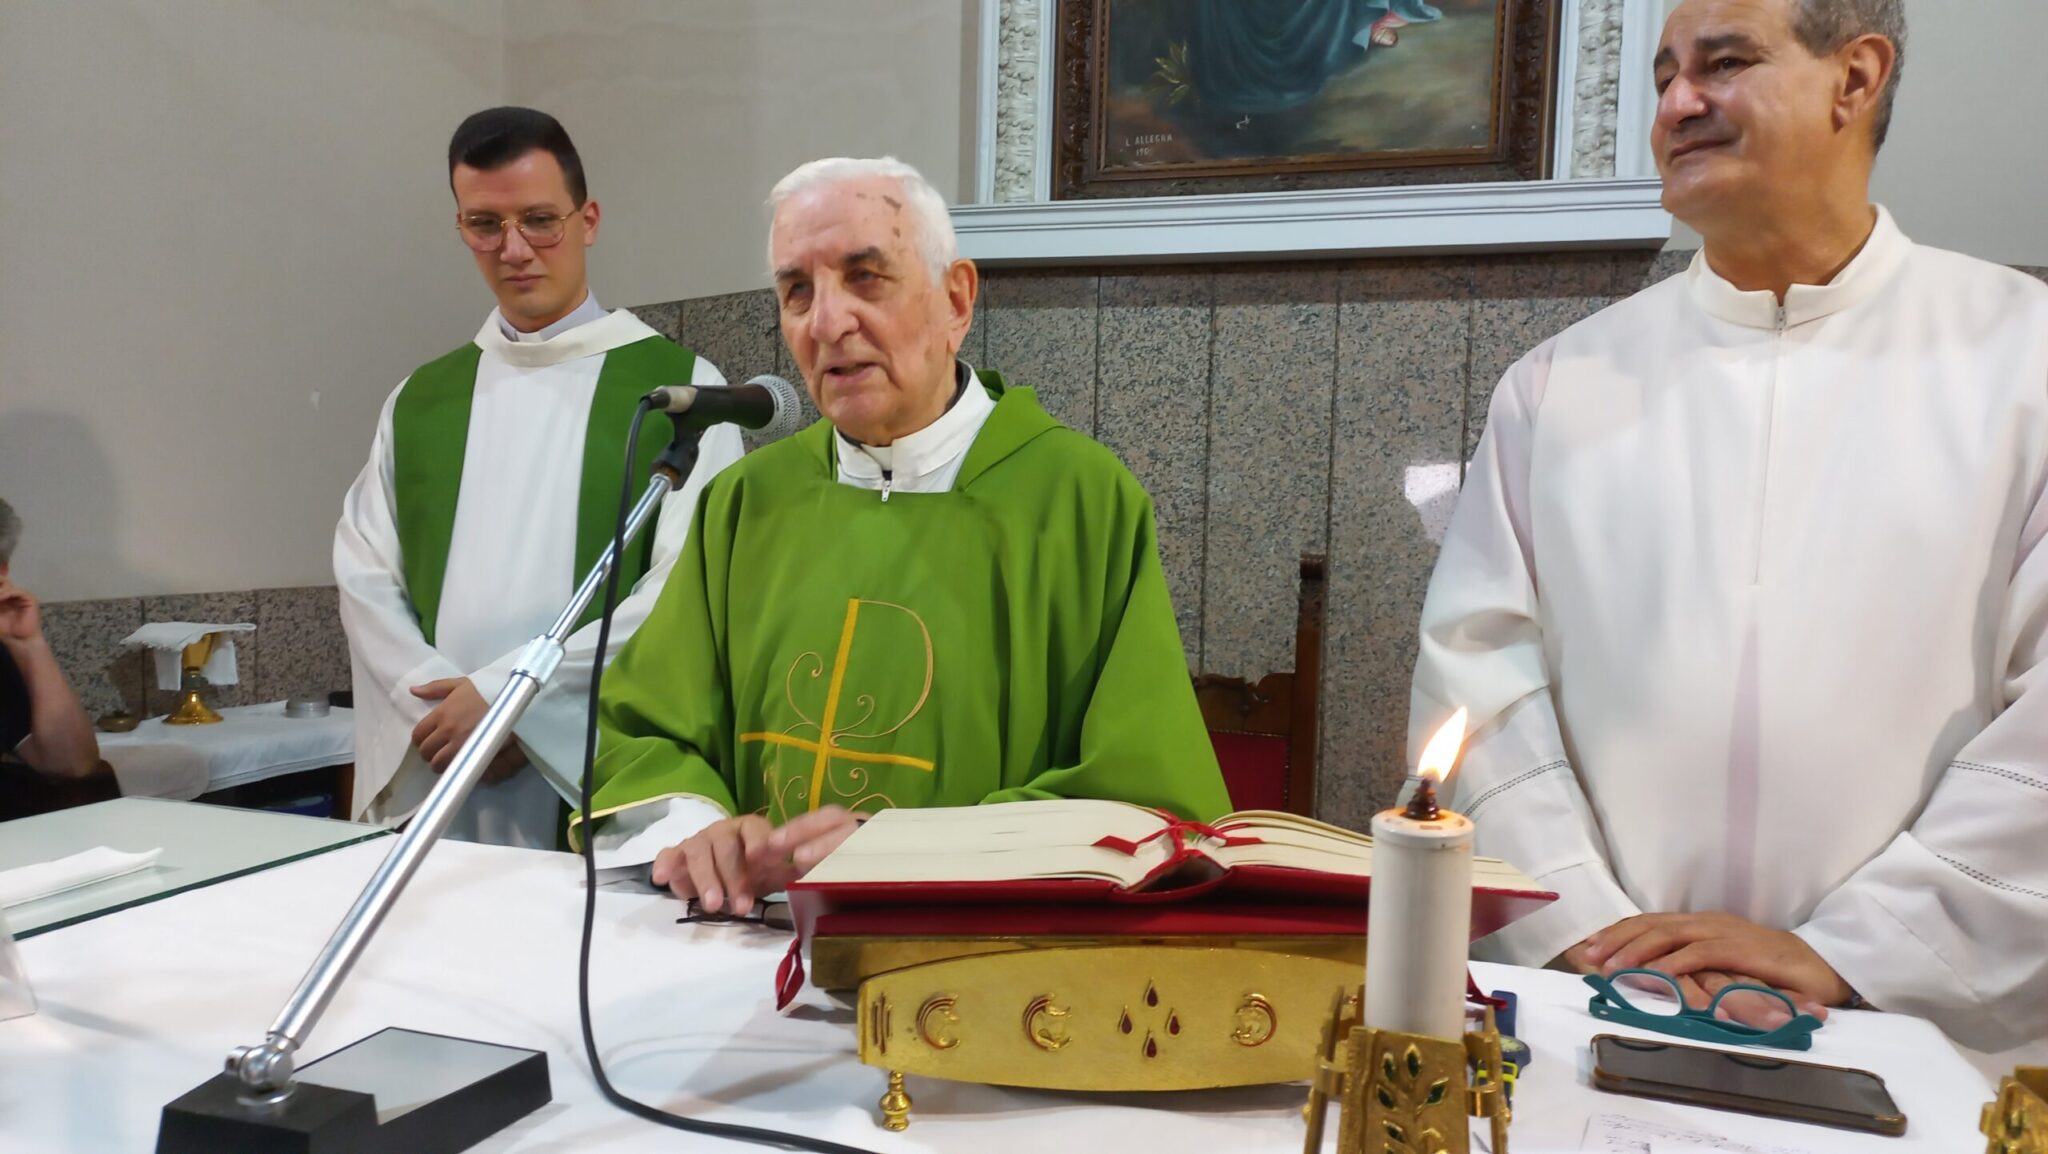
[[1569, 911, 1851, 1028], [650, 806, 862, 915]]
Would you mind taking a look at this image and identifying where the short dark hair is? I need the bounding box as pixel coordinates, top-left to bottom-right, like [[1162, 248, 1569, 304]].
[[447, 106, 587, 205], [1788, 0, 1906, 151]]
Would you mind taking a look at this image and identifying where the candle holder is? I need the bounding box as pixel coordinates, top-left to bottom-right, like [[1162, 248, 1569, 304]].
[[163, 635, 226, 725], [1983, 1067, 2048, 1154], [1303, 986, 1511, 1154]]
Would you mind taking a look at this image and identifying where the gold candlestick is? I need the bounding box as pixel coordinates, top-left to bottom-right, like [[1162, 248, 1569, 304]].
[[1304, 985, 1511, 1154], [1984, 1067, 2048, 1154], [163, 635, 225, 725]]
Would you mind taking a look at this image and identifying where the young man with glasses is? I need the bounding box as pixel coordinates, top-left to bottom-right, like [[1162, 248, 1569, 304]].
[[334, 107, 744, 848]]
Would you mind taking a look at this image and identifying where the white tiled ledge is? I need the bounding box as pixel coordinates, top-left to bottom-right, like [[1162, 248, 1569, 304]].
[[951, 177, 1671, 266]]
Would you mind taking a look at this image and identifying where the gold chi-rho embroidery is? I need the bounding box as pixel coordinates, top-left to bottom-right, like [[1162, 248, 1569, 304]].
[[742, 598, 937, 819]]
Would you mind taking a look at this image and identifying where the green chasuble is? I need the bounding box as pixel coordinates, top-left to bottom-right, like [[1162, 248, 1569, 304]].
[[584, 375, 1230, 836], [388, 334, 691, 644]]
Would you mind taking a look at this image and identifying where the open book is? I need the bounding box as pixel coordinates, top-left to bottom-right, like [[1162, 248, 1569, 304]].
[[790, 800, 1553, 938]]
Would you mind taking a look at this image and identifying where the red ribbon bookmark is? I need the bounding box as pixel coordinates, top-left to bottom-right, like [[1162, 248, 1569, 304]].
[[1092, 812, 1265, 857]]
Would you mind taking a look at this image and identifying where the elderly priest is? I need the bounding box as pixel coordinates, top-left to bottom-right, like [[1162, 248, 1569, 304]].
[[580, 157, 1232, 914], [1412, 0, 2048, 1050]]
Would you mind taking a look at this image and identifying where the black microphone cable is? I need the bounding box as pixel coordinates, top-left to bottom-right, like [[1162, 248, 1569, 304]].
[[573, 398, 882, 1154]]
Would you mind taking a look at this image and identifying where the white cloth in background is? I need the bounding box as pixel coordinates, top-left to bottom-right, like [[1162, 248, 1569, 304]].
[[0, 848, 162, 908], [123, 622, 255, 689]]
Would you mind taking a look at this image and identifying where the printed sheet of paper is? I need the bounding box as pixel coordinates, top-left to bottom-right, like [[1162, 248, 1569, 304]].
[[1583, 1112, 1817, 1154]]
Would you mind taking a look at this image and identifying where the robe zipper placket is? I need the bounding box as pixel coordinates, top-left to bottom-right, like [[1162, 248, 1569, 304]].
[[1747, 303, 1789, 586], [881, 470, 894, 502]]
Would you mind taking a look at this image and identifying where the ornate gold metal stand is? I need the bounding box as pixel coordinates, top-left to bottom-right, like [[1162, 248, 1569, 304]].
[[853, 942, 1363, 1130], [1303, 986, 1510, 1154], [163, 636, 224, 725], [1984, 1067, 2048, 1154]]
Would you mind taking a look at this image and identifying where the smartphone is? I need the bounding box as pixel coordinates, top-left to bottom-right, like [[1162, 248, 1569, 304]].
[[1590, 1034, 1907, 1136]]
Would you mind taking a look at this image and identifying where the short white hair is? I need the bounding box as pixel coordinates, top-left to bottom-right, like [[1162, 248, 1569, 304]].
[[766, 156, 958, 283]]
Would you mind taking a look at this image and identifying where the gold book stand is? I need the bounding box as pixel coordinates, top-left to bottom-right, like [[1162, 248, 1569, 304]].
[[839, 935, 1511, 1154], [845, 939, 1362, 1131]]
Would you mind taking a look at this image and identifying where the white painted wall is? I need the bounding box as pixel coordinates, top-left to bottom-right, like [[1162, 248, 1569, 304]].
[[0, 1, 504, 601], [1662, 0, 2048, 265], [503, 0, 974, 305]]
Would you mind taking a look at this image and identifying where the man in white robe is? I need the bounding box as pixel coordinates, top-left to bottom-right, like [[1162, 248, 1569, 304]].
[[1411, 0, 2048, 1049], [335, 107, 743, 848]]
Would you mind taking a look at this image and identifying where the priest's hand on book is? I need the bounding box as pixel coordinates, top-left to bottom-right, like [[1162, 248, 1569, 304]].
[[651, 806, 861, 915], [1579, 912, 1848, 1026]]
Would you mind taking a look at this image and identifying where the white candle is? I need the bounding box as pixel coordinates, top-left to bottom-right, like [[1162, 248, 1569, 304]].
[[1364, 709, 1473, 1039]]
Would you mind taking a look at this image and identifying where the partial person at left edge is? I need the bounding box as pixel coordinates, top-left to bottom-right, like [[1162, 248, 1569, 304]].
[[0, 496, 112, 820], [334, 107, 745, 849]]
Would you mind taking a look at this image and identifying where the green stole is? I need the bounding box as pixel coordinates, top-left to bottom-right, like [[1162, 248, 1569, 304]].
[[389, 335, 695, 644]]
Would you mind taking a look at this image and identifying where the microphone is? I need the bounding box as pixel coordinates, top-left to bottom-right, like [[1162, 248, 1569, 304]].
[[646, 374, 804, 442]]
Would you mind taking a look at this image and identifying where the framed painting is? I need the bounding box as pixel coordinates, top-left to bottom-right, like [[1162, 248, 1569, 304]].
[[1050, 0, 1562, 200]]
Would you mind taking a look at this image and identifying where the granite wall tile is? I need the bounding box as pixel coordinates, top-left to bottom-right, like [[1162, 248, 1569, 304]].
[[1321, 274, 1473, 829], [1615, 247, 1695, 296], [255, 586, 351, 703], [140, 591, 262, 714], [682, 287, 818, 446], [1096, 272, 1215, 668], [1339, 256, 1473, 302], [981, 272, 1099, 435], [626, 299, 682, 342], [1464, 256, 1622, 459], [1465, 296, 1622, 460], [961, 283, 988, 373], [1469, 250, 1620, 299], [1201, 266, 1337, 682], [39, 597, 145, 716], [680, 289, 779, 384]]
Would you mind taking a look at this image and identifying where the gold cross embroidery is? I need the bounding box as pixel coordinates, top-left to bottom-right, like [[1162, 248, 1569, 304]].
[[741, 598, 937, 817]]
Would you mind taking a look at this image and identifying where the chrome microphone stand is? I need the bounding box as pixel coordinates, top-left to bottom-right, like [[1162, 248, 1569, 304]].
[[156, 424, 704, 1154]]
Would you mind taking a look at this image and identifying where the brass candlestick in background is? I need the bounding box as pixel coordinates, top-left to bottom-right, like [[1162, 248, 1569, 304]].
[[163, 635, 224, 725], [127, 621, 251, 725]]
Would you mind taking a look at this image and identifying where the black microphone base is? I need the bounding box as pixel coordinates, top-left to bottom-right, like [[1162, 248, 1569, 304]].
[[157, 1027, 550, 1154]]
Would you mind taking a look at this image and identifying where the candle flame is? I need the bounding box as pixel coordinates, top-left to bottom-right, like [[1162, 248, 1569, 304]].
[[1416, 707, 1469, 785]]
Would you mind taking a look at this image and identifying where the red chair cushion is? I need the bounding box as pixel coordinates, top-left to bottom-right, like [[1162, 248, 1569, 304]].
[[1209, 730, 1291, 813]]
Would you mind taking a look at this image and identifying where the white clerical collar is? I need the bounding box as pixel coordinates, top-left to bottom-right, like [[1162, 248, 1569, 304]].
[[838, 364, 995, 485], [495, 290, 607, 343], [473, 302, 655, 369], [1687, 205, 1911, 330]]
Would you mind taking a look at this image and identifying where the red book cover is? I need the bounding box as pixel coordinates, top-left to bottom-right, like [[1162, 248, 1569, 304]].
[[788, 870, 1555, 944]]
